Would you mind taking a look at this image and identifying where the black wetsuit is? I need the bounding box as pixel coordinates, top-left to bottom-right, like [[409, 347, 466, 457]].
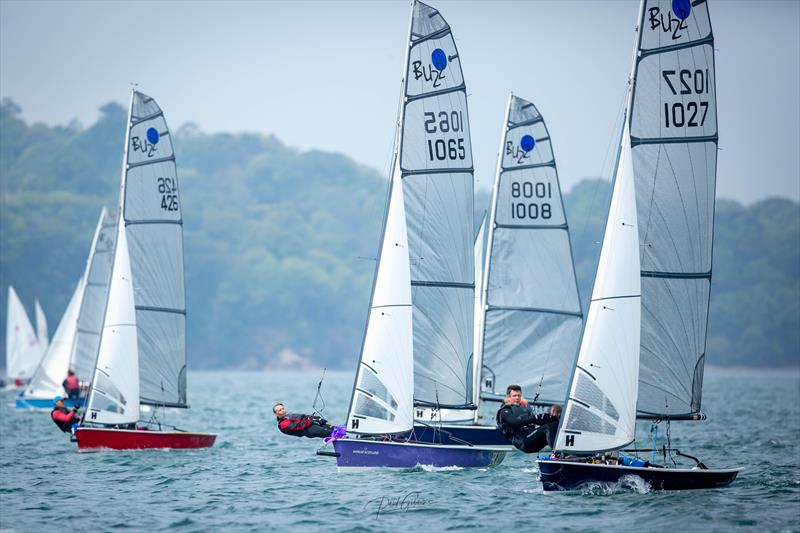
[[496, 404, 559, 453], [277, 413, 334, 439]]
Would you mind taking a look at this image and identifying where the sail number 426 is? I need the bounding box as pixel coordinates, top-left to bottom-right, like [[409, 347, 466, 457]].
[[424, 111, 466, 161], [662, 69, 710, 128], [511, 181, 552, 220], [157, 177, 179, 212]]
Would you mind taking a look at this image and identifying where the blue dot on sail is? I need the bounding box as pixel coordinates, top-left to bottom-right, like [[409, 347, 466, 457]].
[[520, 134, 536, 152], [147, 127, 159, 144], [672, 0, 691, 20], [431, 48, 447, 71]]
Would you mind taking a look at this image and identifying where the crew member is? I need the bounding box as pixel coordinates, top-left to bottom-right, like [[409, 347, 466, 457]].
[[51, 397, 80, 433], [496, 384, 561, 453], [273, 403, 334, 439], [62, 370, 80, 399]]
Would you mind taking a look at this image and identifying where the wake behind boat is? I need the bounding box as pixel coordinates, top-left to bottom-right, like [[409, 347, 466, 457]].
[[537, 0, 740, 491], [73, 90, 215, 451]]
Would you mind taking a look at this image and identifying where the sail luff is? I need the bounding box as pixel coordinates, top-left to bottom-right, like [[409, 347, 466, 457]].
[[85, 91, 140, 426], [344, 2, 416, 436]]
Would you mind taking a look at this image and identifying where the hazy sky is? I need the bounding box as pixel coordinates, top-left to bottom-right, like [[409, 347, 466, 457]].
[[1, 0, 798, 203]]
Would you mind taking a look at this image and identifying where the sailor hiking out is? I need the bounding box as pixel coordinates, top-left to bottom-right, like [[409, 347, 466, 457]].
[[273, 403, 334, 439]]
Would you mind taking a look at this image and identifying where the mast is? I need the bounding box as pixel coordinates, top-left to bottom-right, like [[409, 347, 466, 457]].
[[344, 2, 416, 436], [553, 1, 645, 454]]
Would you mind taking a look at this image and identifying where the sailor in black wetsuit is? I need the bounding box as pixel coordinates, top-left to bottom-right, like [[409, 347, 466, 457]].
[[496, 385, 561, 453], [273, 403, 334, 439]]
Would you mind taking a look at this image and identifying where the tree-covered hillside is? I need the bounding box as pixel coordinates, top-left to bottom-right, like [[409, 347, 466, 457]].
[[1, 100, 797, 370]]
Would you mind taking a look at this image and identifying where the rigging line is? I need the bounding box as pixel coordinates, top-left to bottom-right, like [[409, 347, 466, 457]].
[[312, 367, 327, 416]]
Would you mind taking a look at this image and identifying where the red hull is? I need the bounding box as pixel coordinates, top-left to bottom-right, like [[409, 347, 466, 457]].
[[75, 427, 217, 451]]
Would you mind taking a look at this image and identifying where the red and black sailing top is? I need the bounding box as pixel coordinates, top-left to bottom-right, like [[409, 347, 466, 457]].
[[51, 407, 78, 433], [277, 413, 313, 436]]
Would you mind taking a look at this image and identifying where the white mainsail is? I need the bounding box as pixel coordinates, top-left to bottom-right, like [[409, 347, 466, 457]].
[[477, 95, 583, 407], [35, 300, 48, 352], [346, 0, 475, 432], [22, 280, 84, 399], [71, 208, 117, 384], [403, 1, 475, 414], [556, 0, 717, 452], [5, 286, 42, 382], [86, 89, 187, 425], [633, 0, 717, 418]]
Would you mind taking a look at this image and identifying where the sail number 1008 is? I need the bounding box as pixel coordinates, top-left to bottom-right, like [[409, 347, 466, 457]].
[[511, 181, 552, 220]]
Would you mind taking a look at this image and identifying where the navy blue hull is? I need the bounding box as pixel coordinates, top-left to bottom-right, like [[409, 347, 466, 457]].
[[537, 459, 742, 491], [332, 438, 506, 470], [402, 424, 512, 448]]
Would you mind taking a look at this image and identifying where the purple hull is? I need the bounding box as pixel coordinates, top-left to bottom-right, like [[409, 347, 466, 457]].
[[331, 438, 506, 471]]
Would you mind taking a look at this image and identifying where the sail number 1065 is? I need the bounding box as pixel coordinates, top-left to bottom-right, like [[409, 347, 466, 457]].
[[424, 111, 466, 161], [510, 181, 552, 220]]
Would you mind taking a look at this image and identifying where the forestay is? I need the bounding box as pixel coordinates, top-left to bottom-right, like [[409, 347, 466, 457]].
[[478, 95, 582, 406], [556, 125, 642, 453], [403, 1, 475, 409], [632, 0, 717, 418], [71, 208, 117, 383], [23, 279, 83, 399], [86, 224, 140, 425], [5, 286, 42, 381], [125, 91, 187, 408], [346, 159, 414, 435]]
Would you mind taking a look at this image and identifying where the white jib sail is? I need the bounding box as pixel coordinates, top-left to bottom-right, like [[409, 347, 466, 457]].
[[346, 159, 414, 435], [556, 125, 641, 453], [5, 286, 42, 381], [22, 279, 84, 399], [471, 212, 487, 409], [85, 223, 140, 426], [35, 300, 48, 352]]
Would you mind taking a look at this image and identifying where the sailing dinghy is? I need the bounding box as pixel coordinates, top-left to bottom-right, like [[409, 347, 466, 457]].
[[73, 90, 216, 451], [537, 0, 741, 491], [403, 95, 585, 450], [16, 208, 116, 410], [319, 1, 506, 470], [4, 286, 45, 388]]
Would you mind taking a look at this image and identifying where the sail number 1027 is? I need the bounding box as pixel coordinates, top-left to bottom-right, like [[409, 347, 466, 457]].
[[511, 181, 552, 220], [662, 69, 710, 128]]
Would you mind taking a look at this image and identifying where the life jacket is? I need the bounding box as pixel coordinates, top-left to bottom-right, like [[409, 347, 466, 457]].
[[496, 403, 532, 440], [51, 407, 77, 433], [277, 413, 314, 436], [64, 375, 80, 391]]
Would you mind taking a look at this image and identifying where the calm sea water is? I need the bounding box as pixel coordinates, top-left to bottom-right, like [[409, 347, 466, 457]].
[[1, 369, 798, 532]]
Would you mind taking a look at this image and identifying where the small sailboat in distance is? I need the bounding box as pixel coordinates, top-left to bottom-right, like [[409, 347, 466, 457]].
[[4, 286, 44, 388], [73, 90, 216, 451], [17, 208, 116, 410], [537, 0, 741, 491]]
